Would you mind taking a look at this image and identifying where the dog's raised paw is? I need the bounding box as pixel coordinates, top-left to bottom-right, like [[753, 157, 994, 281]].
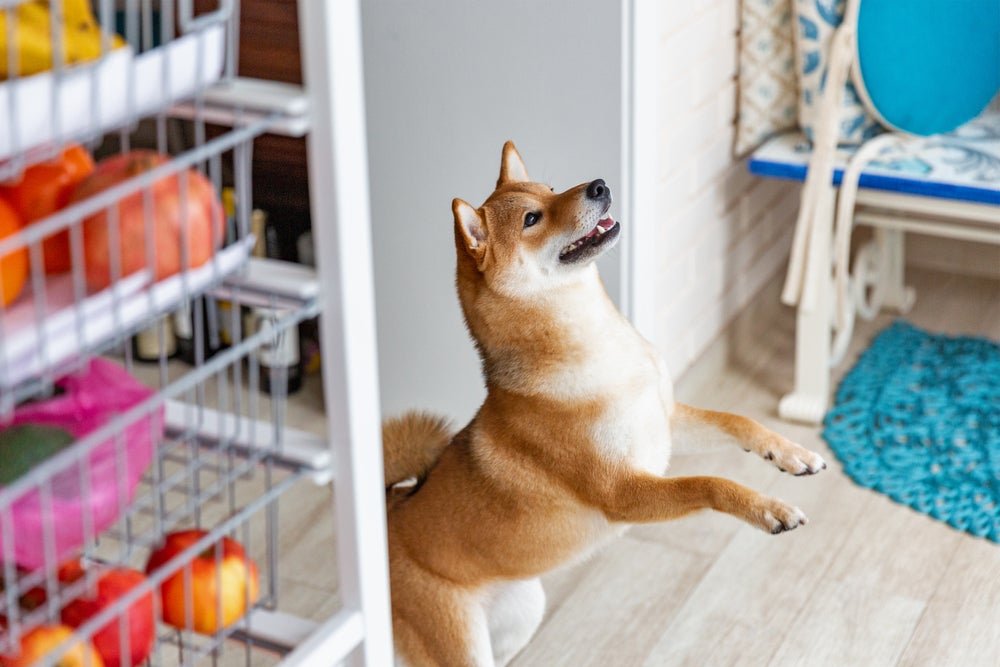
[[756, 499, 807, 535], [765, 438, 827, 476]]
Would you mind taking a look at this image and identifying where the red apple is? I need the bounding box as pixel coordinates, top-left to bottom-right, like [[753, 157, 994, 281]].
[[0, 562, 72, 613], [69, 150, 225, 291], [60, 564, 155, 667], [145, 530, 259, 634]]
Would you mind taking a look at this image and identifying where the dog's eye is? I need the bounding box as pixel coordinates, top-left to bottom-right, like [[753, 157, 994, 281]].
[[524, 211, 542, 229]]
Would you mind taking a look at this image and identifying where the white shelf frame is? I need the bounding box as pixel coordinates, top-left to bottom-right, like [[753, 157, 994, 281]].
[[0, 0, 392, 660], [292, 0, 394, 664]]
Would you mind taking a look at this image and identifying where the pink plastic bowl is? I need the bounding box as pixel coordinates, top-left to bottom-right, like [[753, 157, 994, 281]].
[[0, 359, 163, 570]]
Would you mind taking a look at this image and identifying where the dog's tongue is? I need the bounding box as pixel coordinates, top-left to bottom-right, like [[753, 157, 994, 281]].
[[586, 216, 615, 239]]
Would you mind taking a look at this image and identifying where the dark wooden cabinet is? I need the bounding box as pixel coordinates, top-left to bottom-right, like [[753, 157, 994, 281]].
[[237, 0, 310, 259]]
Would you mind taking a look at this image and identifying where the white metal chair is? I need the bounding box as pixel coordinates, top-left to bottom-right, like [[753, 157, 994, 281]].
[[752, 0, 1000, 424]]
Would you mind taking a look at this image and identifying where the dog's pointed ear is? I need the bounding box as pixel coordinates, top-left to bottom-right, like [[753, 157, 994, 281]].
[[497, 141, 530, 186], [453, 198, 487, 260]]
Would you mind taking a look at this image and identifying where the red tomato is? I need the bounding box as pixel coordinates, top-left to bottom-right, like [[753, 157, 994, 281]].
[[59, 564, 155, 667], [0, 624, 105, 667], [0, 199, 28, 307], [69, 151, 225, 291], [0, 145, 95, 274], [145, 530, 259, 634]]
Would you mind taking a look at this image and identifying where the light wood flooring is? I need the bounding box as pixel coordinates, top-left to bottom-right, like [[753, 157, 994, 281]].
[[268, 267, 1000, 666]]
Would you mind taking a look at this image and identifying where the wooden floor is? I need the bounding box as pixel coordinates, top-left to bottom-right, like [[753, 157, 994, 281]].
[[273, 267, 1000, 667]]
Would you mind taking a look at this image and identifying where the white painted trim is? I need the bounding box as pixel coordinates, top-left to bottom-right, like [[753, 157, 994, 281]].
[[622, 0, 661, 339], [618, 0, 634, 322]]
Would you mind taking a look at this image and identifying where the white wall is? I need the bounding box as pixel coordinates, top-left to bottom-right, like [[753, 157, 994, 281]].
[[646, 1, 801, 376], [907, 236, 1000, 279], [362, 1, 623, 424], [363, 0, 818, 417]]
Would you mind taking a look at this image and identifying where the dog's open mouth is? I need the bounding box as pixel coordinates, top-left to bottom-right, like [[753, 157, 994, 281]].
[[559, 216, 620, 263]]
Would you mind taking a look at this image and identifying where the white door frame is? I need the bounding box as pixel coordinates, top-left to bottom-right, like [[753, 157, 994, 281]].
[[620, 0, 660, 337]]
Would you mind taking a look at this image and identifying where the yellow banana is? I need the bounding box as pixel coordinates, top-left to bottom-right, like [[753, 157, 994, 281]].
[[62, 0, 94, 22], [0, 0, 125, 80]]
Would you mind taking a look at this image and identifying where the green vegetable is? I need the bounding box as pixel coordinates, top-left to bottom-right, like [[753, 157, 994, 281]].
[[0, 424, 75, 485]]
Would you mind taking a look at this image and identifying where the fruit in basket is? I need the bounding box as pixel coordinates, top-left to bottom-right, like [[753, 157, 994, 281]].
[[4, 560, 87, 614], [0, 0, 126, 80], [0, 623, 105, 667], [60, 563, 155, 667], [0, 145, 95, 274], [69, 151, 225, 291], [0, 568, 43, 615], [0, 424, 75, 484], [145, 530, 259, 634], [0, 199, 28, 307]]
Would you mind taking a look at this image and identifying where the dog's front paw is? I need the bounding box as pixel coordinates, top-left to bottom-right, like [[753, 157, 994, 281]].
[[754, 498, 808, 535], [759, 437, 827, 476]]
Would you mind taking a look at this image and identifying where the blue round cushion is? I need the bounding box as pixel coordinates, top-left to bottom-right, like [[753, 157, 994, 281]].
[[854, 0, 1000, 136]]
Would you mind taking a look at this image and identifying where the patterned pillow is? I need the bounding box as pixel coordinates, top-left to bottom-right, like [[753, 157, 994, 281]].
[[793, 0, 882, 144], [735, 0, 799, 156]]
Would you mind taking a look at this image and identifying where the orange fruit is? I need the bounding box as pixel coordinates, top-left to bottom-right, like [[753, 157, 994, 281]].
[[0, 145, 95, 274], [0, 624, 105, 667], [0, 199, 28, 307]]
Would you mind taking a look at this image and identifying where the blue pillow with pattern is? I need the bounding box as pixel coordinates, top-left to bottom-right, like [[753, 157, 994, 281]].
[[794, 0, 883, 144]]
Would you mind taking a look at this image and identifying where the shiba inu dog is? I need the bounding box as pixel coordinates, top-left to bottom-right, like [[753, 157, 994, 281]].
[[384, 142, 826, 666]]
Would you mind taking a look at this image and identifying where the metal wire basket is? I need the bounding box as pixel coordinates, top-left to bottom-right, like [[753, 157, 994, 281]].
[[0, 1, 349, 665]]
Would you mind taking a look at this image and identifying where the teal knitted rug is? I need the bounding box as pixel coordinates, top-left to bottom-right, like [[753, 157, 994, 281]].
[[824, 321, 1000, 541]]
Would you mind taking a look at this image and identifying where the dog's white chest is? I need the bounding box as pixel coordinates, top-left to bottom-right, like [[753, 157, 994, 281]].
[[592, 353, 674, 475]]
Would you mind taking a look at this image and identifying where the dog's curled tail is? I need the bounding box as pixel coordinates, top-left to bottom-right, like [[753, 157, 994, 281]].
[[383, 411, 453, 488]]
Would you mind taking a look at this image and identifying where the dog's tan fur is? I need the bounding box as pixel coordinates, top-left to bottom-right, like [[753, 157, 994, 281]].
[[384, 143, 826, 666]]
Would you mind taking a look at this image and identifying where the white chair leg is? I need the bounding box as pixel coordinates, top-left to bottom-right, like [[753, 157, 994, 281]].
[[778, 14, 857, 424], [779, 184, 835, 425], [779, 298, 832, 424]]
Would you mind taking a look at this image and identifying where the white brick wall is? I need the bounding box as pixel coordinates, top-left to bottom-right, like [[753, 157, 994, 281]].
[[649, 0, 800, 376]]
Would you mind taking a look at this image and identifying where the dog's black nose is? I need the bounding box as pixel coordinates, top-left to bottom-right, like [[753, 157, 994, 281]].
[[586, 179, 609, 200]]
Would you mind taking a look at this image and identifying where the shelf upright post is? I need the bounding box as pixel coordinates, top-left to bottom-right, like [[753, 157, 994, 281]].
[[296, 0, 393, 664]]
